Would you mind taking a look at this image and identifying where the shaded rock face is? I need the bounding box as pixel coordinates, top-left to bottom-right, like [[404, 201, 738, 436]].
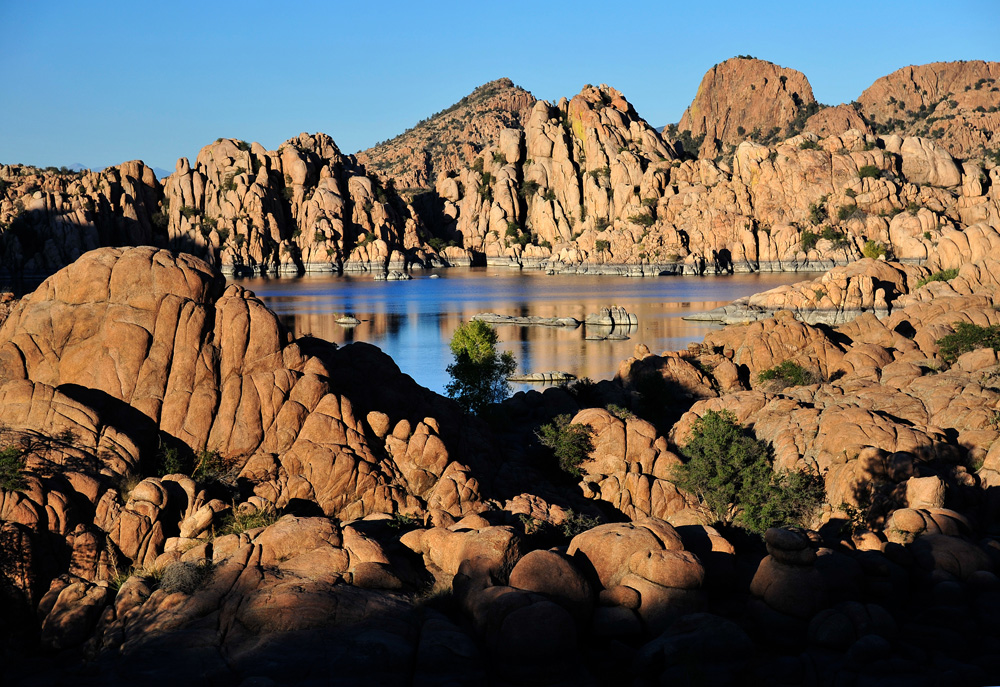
[[356, 77, 537, 191], [0, 247, 488, 524], [4, 245, 1000, 685], [0, 162, 164, 278], [679, 57, 817, 156], [162, 133, 432, 275], [857, 61, 1000, 159]]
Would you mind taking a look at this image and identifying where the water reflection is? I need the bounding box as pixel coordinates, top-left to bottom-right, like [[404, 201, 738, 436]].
[[233, 268, 805, 395]]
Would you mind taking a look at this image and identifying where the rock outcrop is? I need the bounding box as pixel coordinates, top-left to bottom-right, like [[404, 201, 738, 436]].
[[357, 78, 536, 191], [2, 244, 1000, 685], [0, 162, 164, 277], [678, 57, 818, 156], [162, 133, 433, 275], [857, 61, 1000, 159]]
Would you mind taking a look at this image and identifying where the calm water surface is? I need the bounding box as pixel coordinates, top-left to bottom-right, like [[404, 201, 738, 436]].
[[234, 268, 805, 394]]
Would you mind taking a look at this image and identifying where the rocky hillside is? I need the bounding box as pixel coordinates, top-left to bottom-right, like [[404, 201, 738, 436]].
[[0, 135, 441, 281], [356, 78, 536, 191], [675, 58, 1000, 165], [4, 242, 1000, 684], [0, 162, 163, 279], [162, 133, 435, 275], [435, 83, 1000, 273], [677, 56, 818, 158], [856, 61, 1000, 160]]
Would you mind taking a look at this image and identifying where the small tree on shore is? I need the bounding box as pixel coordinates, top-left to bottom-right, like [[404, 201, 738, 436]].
[[446, 320, 516, 414]]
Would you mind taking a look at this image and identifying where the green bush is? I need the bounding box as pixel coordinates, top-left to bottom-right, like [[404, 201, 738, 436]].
[[559, 509, 602, 538], [606, 404, 635, 420], [519, 180, 540, 198], [628, 212, 655, 227], [800, 230, 819, 252], [536, 414, 594, 477], [0, 446, 27, 492], [154, 440, 192, 477], [160, 561, 215, 595], [799, 139, 820, 150], [837, 204, 858, 221], [671, 410, 824, 533], [936, 322, 1000, 363], [862, 240, 887, 259], [915, 268, 959, 288], [757, 360, 816, 388], [542, 189, 557, 202], [505, 222, 519, 238], [446, 320, 516, 414], [808, 201, 827, 225], [492, 151, 507, 165], [858, 165, 881, 179], [594, 239, 610, 253]]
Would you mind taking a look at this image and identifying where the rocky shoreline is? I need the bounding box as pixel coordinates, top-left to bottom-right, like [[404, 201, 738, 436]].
[[0, 232, 998, 685]]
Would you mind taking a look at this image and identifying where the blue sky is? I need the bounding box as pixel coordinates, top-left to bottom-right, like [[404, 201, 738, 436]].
[[1, 0, 997, 172]]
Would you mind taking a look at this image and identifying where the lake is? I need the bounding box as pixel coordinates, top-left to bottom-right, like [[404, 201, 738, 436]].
[[233, 268, 805, 394]]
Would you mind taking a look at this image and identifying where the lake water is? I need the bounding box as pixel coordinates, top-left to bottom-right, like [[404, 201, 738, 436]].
[[233, 268, 805, 395]]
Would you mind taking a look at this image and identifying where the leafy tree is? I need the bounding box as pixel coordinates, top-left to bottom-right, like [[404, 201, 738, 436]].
[[672, 410, 824, 533], [446, 321, 516, 414], [0, 446, 27, 492], [536, 414, 595, 477]]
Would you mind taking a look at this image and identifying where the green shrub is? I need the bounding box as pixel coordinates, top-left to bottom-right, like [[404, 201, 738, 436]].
[[808, 197, 827, 225], [536, 414, 595, 477], [799, 139, 820, 150], [386, 513, 420, 531], [179, 206, 199, 219], [757, 360, 816, 388], [862, 240, 887, 259], [594, 239, 610, 253], [800, 230, 819, 252], [505, 222, 519, 238], [915, 268, 959, 289], [160, 561, 215, 595], [820, 226, 848, 248], [606, 404, 635, 420], [471, 157, 484, 173], [837, 204, 858, 221], [671, 410, 824, 533], [858, 165, 881, 179], [154, 440, 192, 477], [559, 509, 602, 538], [936, 322, 1000, 363], [594, 218, 611, 231], [542, 189, 557, 202], [0, 446, 27, 492], [446, 320, 516, 414], [218, 506, 279, 535], [492, 151, 506, 165], [519, 180, 540, 198], [628, 212, 655, 227]]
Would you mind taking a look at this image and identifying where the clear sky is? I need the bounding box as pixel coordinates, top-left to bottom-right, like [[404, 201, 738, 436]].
[[2, 0, 997, 172]]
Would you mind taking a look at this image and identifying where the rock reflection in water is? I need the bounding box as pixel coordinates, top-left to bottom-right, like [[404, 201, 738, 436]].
[[235, 268, 804, 394]]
